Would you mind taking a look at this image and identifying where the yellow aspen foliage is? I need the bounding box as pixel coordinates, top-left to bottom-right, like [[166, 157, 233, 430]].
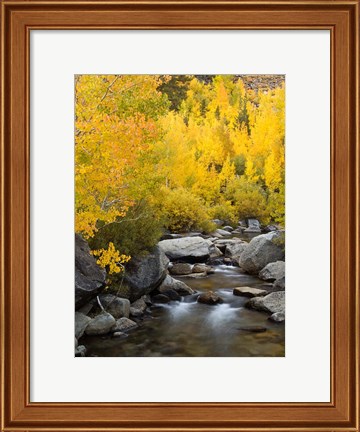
[[91, 242, 131, 274]]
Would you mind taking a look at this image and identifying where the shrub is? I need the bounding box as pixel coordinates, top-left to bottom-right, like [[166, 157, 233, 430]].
[[158, 187, 213, 233], [225, 177, 270, 224], [208, 201, 237, 226], [89, 200, 164, 257]]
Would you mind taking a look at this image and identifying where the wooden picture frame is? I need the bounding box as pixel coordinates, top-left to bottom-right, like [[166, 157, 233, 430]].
[[1, 1, 359, 431]]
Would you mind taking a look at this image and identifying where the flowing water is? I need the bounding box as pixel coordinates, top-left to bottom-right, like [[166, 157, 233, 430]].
[[82, 264, 285, 357]]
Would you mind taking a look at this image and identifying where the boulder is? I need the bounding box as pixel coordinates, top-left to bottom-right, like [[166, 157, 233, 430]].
[[246, 291, 285, 314], [233, 286, 268, 298], [75, 312, 91, 339], [75, 337, 78, 349], [169, 263, 193, 275], [269, 312, 285, 323], [223, 225, 234, 232], [197, 291, 223, 305], [239, 232, 285, 274], [112, 317, 138, 332], [259, 261, 285, 282], [215, 229, 232, 237], [225, 242, 248, 259], [158, 236, 212, 262], [112, 331, 127, 338], [273, 276, 285, 290], [124, 246, 169, 302], [85, 312, 116, 335], [98, 294, 130, 319], [264, 224, 278, 233], [130, 297, 147, 317], [244, 218, 261, 233], [75, 234, 106, 309], [158, 275, 194, 296]]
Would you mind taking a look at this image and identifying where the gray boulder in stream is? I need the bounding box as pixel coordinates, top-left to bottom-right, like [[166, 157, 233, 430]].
[[246, 291, 285, 315], [124, 246, 169, 302], [259, 261, 285, 282], [158, 236, 212, 262], [75, 234, 106, 309], [239, 231, 285, 274]]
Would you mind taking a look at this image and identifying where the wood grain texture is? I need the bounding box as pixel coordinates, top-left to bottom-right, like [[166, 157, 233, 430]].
[[0, 1, 359, 431]]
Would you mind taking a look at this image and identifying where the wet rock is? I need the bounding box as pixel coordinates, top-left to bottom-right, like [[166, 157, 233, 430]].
[[75, 345, 87, 357], [269, 312, 285, 323], [158, 236, 212, 262], [85, 312, 116, 335], [169, 262, 193, 275], [112, 317, 138, 332], [259, 261, 285, 282], [160, 289, 181, 301], [264, 224, 278, 233], [158, 275, 194, 296], [75, 234, 106, 309], [130, 297, 147, 317], [246, 291, 285, 314], [192, 263, 213, 274], [98, 294, 130, 319], [75, 312, 91, 339], [233, 286, 268, 298], [209, 246, 223, 258], [273, 276, 285, 290], [124, 246, 169, 302], [152, 294, 171, 303], [239, 231, 285, 274], [223, 225, 234, 232], [197, 291, 223, 305]]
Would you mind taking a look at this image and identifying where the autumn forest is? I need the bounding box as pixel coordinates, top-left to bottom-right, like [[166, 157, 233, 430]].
[[75, 75, 286, 357]]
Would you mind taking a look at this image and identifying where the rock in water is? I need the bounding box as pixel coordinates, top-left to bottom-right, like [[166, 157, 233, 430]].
[[85, 312, 116, 335], [112, 317, 138, 332], [124, 246, 169, 302], [273, 276, 285, 290], [75, 312, 91, 339], [269, 312, 285, 323], [246, 291, 285, 314], [244, 218, 261, 233], [239, 232, 285, 274], [75, 234, 106, 309], [98, 294, 130, 319], [259, 261, 285, 282], [158, 237, 212, 262], [197, 291, 223, 305], [233, 286, 268, 298], [158, 275, 194, 296], [169, 263, 193, 275], [130, 296, 147, 317], [214, 229, 232, 237]]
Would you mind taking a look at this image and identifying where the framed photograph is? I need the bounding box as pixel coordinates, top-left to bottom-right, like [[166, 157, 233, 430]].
[[1, 1, 359, 431]]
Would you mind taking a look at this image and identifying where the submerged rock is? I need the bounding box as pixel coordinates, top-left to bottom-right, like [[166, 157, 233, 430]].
[[238, 326, 267, 333]]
